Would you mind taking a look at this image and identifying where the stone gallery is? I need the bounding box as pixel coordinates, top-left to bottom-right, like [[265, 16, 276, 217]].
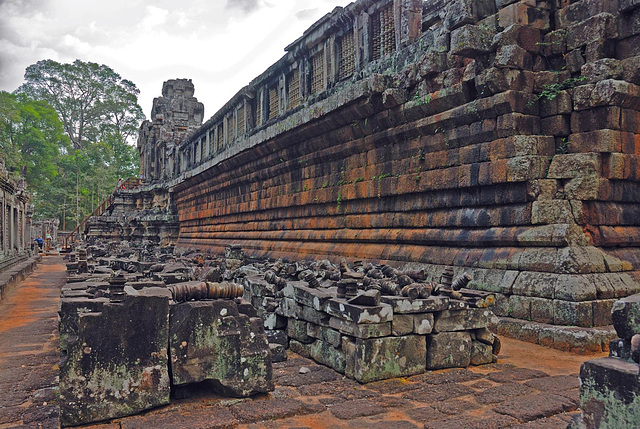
[[53, 0, 640, 426]]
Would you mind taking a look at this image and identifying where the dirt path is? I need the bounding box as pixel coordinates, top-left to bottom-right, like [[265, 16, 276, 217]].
[[0, 255, 66, 429]]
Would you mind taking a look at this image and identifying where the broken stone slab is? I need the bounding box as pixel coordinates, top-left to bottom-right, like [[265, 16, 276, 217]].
[[269, 343, 287, 363], [427, 331, 472, 370], [308, 339, 346, 374], [265, 329, 288, 346], [380, 295, 449, 314], [278, 297, 303, 319], [324, 298, 393, 324], [471, 340, 494, 365], [156, 272, 190, 285], [283, 281, 333, 311], [391, 314, 414, 336], [243, 276, 278, 297], [433, 308, 495, 332], [125, 280, 166, 290], [60, 289, 93, 299], [329, 316, 392, 339], [347, 289, 381, 306], [609, 338, 632, 362], [263, 312, 287, 330], [301, 303, 331, 326], [58, 297, 110, 351], [287, 319, 314, 344], [611, 293, 640, 339], [168, 300, 273, 397], [414, 313, 435, 335], [59, 291, 171, 427], [344, 335, 426, 383]]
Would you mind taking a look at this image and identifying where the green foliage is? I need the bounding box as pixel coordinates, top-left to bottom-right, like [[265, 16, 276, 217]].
[[529, 76, 587, 106], [556, 137, 569, 154], [1, 59, 145, 229], [18, 59, 144, 150], [0, 91, 69, 217]]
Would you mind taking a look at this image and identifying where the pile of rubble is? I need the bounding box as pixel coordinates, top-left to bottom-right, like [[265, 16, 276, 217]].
[[58, 242, 272, 426], [243, 255, 501, 383], [58, 241, 502, 424]]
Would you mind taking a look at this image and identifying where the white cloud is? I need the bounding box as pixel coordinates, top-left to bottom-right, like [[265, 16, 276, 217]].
[[139, 6, 169, 32], [0, 0, 353, 120]]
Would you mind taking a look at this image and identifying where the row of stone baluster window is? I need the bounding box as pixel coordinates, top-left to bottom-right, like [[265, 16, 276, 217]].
[[183, 0, 400, 171]]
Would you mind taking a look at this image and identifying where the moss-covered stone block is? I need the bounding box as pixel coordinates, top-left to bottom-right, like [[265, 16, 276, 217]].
[[169, 300, 273, 397], [579, 357, 640, 428], [426, 331, 472, 370], [59, 290, 171, 427], [347, 335, 426, 383]]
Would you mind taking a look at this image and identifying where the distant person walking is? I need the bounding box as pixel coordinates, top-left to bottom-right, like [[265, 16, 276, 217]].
[[45, 232, 52, 252], [35, 235, 44, 251]]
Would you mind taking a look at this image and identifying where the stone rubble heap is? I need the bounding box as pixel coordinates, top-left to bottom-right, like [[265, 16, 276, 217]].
[[243, 256, 501, 383], [58, 242, 273, 426], [58, 241, 502, 423]]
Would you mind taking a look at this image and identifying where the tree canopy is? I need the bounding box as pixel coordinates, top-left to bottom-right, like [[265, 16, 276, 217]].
[[18, 59, 144, 150], [0, 59, 146, 229]]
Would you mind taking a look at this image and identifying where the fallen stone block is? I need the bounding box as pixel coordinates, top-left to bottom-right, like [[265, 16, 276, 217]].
[[381, 295, 449, 313], [307, 322, 342, 348], [579, 357, 640, 428], [427, 331, 472, 369], [169, 300, 273, 397], [346, 335, 426, 383], [433, 308, 494, 332], [611, 293, 640, 339], [329, 316, 392, 338], [59, 291, 171, 427], [392, 313, 414, 336], [471, 340, 494, 365], [414, 313, 435, 334], [324, 298, 393, 324]]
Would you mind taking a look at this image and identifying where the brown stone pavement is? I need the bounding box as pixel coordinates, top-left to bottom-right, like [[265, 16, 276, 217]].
[[80, 332, 606, 429], [0, 255, 65, 429], [0, 256, 608, 429]]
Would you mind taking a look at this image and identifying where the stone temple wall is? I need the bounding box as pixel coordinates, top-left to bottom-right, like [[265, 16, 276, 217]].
[[135, 0, 640, 342]]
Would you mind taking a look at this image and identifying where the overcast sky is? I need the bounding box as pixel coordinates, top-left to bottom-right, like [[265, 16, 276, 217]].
[[0, 0, 353, 120]]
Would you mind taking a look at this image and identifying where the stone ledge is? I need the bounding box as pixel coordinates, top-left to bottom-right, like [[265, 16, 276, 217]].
[[0, 254, 41, 301], [495, 316, 616, 353]]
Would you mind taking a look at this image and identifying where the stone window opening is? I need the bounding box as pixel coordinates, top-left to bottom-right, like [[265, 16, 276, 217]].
[[256, 89, 263, 127], [310, 50, 325, 95], [217, 123, 224, 151], [370, 3, 395, 62], [208, 129, 215, 156], [287, 70, 301, 110], [268, 84, 279, 121], [237, 104, 245, 137], [338, 30, 355, 81], [226, 114, 234, 143]]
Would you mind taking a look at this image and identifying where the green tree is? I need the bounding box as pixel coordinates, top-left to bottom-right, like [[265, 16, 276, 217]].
[[0, 91, 69, 218], [18, 59, 145, 150], [14, 59, 145, 228]]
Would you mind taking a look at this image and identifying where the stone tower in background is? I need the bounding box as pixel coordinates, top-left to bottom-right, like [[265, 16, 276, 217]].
[[138, 79, 204, 182]]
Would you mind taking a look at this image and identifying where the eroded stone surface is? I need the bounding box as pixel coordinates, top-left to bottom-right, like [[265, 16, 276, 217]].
[[59, 291, 171, 426], [169, 300, 273, 397]]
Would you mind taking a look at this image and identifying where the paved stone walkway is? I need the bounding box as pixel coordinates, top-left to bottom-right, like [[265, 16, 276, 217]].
[[81, 328, 600, 429], [0, 255, 65, 429], [0, 255, 605, 429]]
